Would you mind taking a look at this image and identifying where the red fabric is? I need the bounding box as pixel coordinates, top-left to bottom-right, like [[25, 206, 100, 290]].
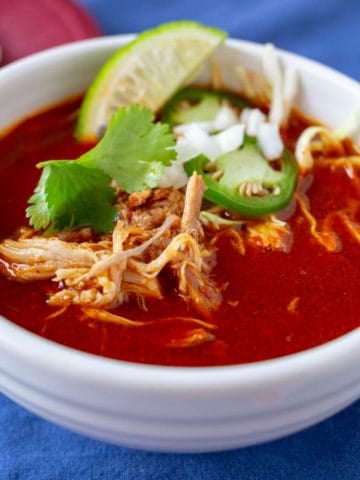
[[0, 0, 101, 64]]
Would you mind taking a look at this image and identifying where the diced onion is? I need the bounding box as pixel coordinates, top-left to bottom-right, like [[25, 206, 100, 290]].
[[158, 160, 189, 188], [213, 104, 238, 130], [262, 43, 299, 127], [213, 124, 245, 155], [174, 121, 213, 135], [257, 123, 284, 160], [240, 108, 266, 136], [175, 124, 220, 163], [175, 122, 245, 166], [166, 42, 304, 190], [239, 107, 251, 124], [263, 43, 283, 126]]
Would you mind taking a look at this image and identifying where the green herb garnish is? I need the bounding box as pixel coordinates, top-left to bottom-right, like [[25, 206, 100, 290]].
[[26, 105, 176, 234]]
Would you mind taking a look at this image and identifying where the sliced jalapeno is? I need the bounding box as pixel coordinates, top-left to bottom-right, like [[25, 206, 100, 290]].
[[185, 136, 297, 217], [161, 86, 249, 126]]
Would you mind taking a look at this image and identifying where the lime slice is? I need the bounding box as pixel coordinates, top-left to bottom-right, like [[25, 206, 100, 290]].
[[76, 21, 226, 141]]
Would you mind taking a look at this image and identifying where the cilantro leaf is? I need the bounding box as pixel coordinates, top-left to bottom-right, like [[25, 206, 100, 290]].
[[26, 105, 175, 233], [26, 162, 117, 234], [80, 105, 176, 192], [26, 166, 52, 231]]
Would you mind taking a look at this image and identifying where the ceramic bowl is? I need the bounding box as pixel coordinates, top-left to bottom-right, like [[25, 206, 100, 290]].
[[0, 35, 359, 453]]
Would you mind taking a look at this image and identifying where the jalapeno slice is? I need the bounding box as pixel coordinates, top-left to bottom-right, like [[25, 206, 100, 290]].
[[161, 86, 249, 126], [185, 136, 297, 217]]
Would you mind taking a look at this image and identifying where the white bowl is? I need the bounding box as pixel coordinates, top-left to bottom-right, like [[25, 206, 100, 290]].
[[0, 35, 359, 453]]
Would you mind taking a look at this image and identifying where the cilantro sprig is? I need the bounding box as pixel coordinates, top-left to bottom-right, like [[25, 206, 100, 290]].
[[26, 105, 176, 234]]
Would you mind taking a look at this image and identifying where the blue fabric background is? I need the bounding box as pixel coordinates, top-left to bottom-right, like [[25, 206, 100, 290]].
[[1, 0, 360, 478]]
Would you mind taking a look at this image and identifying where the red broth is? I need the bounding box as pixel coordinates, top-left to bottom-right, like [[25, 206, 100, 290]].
[[0, 98, 359, 366]]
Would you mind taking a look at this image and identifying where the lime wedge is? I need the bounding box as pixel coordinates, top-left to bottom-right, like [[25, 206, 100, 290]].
[[76, 21, 227, 141]]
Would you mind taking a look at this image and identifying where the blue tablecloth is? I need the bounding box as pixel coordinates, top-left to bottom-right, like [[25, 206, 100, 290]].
[[1, 0, 360, 478]]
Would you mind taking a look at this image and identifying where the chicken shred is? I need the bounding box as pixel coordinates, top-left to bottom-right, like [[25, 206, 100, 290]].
[[0, 173, 221, 315], [180, 172, 206, 240], [2, 155, 335, 329]]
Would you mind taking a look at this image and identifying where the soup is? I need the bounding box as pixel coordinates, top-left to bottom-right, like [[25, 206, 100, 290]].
[[1, 27, 360, 367], [0, 93, 359, 366]]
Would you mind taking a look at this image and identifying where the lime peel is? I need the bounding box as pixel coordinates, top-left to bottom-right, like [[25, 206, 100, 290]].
[[76, 21, 227, 142]]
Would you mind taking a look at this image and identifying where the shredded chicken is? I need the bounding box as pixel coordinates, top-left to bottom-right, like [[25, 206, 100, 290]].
[[295, 126, 346, 172], [180, 172, 206, 239], [246, 217, 293, 253], [208, 215, 293, 254], [0, 173, 221, 316], [3, 48, 360, 354], [0, 237, 105, 281]]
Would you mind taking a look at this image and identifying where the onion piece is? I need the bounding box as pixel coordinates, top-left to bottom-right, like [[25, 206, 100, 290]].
[[175, 123, 221, 162], [263, 43, 283, 126], [213, 103, 238, 130], [257, 123, 284, 160], [158, 159, 189, 188], [213, 124, 245, 155], [262, 43, 299, 128], [240, 108, 266, 136]]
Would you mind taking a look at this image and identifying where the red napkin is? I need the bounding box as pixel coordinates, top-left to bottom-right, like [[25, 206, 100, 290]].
[[0, 0, 101, 64]]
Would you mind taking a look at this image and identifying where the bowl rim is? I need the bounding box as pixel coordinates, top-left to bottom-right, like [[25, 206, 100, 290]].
[[1, 34, 359, 101], [0, 34, 359, 392], [1, 312, 359, 391]]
